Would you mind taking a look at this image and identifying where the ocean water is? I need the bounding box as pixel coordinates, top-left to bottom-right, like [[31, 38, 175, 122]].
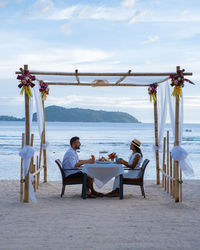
[[0, 121, 199, 181]]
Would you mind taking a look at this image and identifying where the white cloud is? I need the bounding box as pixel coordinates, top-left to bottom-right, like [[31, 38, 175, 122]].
[[128, 10, 148, 24], [0, 0, 7, 8], [121, 0, 135, 8], [46, 95, 151, 110], [143, 35, 159, 44]]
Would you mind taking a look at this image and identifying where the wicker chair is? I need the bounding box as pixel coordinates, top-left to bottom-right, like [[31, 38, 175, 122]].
[[121, 159, 150, 198], [55, 159, 86, 198]]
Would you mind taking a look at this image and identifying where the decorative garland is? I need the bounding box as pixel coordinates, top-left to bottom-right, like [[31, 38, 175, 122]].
[[148, 83, 157, 102], [17, 68, 36, 98], [39, 81, 49, 101], [170, 69, 194, 99]]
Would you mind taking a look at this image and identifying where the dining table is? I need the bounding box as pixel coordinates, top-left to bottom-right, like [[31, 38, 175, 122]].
[[81, 161, 124, 199]]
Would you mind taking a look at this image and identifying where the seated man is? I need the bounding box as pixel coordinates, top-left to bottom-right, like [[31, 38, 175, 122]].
[[62, 136, 103, 198]]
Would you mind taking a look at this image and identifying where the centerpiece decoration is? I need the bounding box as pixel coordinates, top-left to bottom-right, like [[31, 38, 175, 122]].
[[17, 68, 36, 98], [148, 83, 157, 102], [108, 152, 118, 161], [170, 69, 194, 100], [39, 80, 49, 101]]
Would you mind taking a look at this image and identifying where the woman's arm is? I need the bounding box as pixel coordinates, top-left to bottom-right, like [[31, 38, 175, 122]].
[[129, 154, 140, 169], [118, 155, 140, 169]]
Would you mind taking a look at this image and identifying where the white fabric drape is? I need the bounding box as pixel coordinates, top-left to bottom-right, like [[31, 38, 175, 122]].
[[166, 81, 194, 176], [33, 82, 44, 138], [19, 145, 37, 202]]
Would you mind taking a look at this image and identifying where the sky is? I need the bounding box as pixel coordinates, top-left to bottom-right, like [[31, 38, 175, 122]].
[[0, 0, 200, 123]]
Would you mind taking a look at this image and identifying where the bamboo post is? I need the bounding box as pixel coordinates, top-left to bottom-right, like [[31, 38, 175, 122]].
[[170, 152, 173, 196], [30, 134, 34, 173], [33, 163, 36, 192], [167, 131, 169, 193], [37, 156, 39, 189], [180, 168, 182, 202], [154, 97, 160, 185], [24, 64, 30, 203], [174, 66, 180, 202], [39, 131, 44, 168], [164, 164, 167, 191], [173, 160, 175, 198], [20, 133, 25, 201], [42, 100, 47, 182], [162, 137, 166, 188]]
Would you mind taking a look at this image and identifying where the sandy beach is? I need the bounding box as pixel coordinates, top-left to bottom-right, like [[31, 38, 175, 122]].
[[0, 180, 200, 250]]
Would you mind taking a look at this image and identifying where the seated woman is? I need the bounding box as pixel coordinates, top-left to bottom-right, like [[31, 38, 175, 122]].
[[106, 138, 143, 197]]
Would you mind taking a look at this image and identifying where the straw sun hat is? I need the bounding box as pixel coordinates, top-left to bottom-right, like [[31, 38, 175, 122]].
[[131, 138, 142, 148]]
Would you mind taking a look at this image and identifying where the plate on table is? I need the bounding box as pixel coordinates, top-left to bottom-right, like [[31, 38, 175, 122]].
[[96, 160, 112, 164]]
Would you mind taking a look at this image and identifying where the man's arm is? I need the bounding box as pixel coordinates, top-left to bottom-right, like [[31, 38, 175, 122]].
[[75, 159, 93, 168]]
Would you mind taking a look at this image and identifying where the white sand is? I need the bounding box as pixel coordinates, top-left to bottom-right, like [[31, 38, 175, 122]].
[[0, 180, 200, 250]]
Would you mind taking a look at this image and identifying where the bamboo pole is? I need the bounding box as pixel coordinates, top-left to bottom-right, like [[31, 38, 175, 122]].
[[24, 64, 30, 203], [174, 66, 180, 202], [42, 100, 47, 182], [162, 137, 166, 188], [75, 69, 80, 84], [164, 164, 167, 191], [39, 131, 44, 168], [37, 156, 39, 189], [154, 97, 160, 184], [173, 160, 175, 198], [15, 71, 193, 77], [30, 134, 34, 173], [33, 164, 36, 192], [170, 152, 173, 196], [167, 131, 169, 193], [180, 168, 182, 202], [46, 82, 161, 87], [20, 133, 25, 201]]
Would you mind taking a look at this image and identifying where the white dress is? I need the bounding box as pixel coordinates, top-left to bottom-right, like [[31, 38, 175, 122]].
[[113, 152, 143, 190]]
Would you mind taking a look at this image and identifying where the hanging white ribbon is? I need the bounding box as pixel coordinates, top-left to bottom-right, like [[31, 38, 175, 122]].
[[19, 145, 37, 202], [171, 146, 194, 176], [33, 81, 44, 138]]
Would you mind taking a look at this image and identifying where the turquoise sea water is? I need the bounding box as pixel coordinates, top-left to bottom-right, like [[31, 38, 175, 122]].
[[0, 121, 199, 180]]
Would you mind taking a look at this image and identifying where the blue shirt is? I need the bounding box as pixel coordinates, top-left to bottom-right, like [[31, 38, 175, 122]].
[[62, 147, 79, 177]]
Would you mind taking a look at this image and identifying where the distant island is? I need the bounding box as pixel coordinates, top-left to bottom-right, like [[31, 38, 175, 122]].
[[0, 105, 140, 123]]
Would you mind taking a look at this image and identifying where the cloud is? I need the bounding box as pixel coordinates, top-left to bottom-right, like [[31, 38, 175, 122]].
[[143, 35, 159, 44], [128, 10, 148, 24], [121, 0, 135, 8], [45, 95, 151, 110], [0, 0, 7, 8]]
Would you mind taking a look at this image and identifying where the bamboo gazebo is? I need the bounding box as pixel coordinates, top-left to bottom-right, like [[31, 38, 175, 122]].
[[16, 65, 193, 203]]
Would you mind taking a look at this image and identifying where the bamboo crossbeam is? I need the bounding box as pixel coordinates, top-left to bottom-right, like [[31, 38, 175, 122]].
[[75, 69, 80, 84], [115, 70, 131, 84], [32, 167, 44, 177], [15, 71, 193, 77], [44, 82, 164, 87], [159, 168, 183, 183]]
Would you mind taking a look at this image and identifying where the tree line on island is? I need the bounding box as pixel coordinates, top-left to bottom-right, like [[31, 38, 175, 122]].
[[0, 105, 140, 123]]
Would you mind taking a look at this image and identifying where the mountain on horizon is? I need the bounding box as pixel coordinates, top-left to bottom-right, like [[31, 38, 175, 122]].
[[35, 105, 140, 123], [0, 105, 140, 123]]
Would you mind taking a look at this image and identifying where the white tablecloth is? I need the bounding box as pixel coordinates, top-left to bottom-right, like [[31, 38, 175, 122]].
[[82, 163, 124, 188]]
